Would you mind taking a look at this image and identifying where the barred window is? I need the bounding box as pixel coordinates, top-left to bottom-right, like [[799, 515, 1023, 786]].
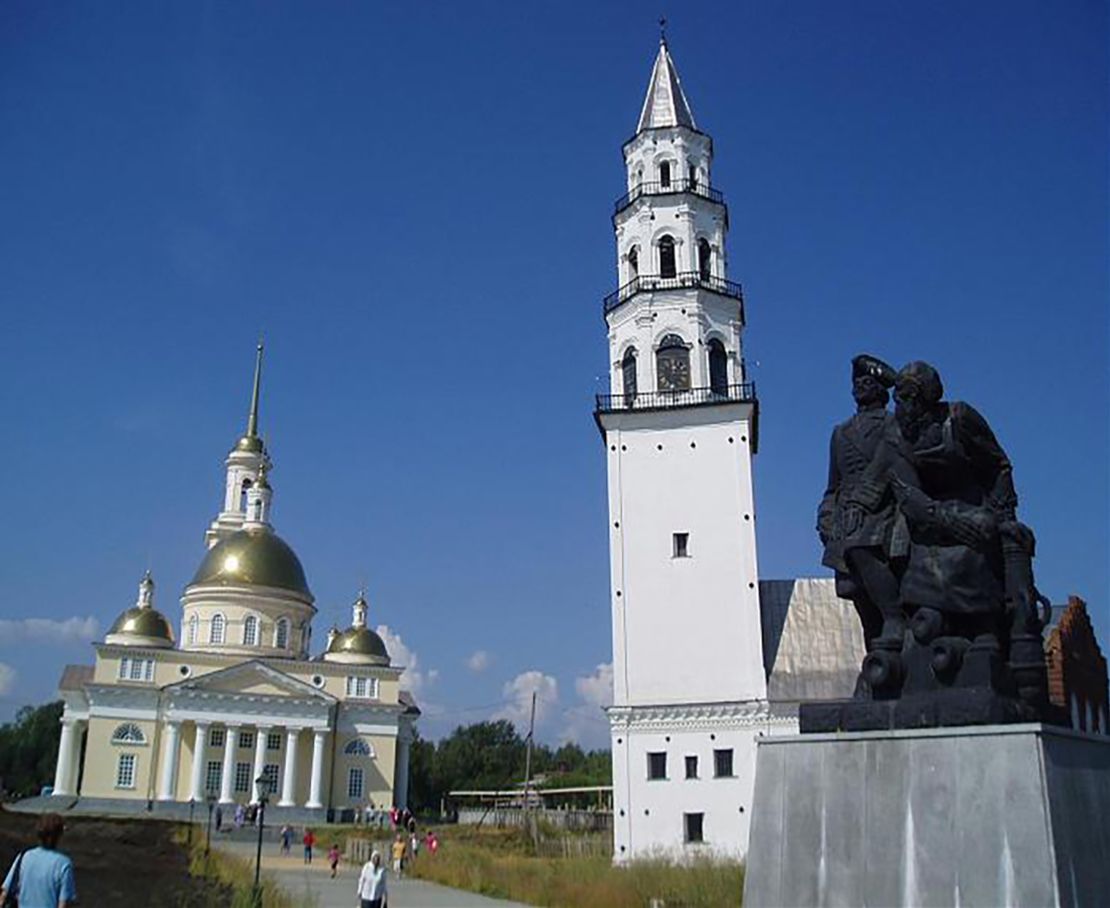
[[261, 764, 280, 796], [116, 753, 137, 789], [187, 614, 198, 646], [209, 728, 225, 748], [205, 761, 223, 795], [234, 762, 252, 793], [210, 613, 226, 645], [267, 732, 282, 751], [243, 615, 258, 647], [275, 618, 290, 650], [345, 676, 379, 700], [348, 768, 364, 800], [238, 731, 255, 750]]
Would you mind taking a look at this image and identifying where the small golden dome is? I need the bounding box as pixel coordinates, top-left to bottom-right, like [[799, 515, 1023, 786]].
[[235, 435, 264, 454], [107, 607, 175, 646], [326, 627, 390, 664], [190, 528, 312, 598]]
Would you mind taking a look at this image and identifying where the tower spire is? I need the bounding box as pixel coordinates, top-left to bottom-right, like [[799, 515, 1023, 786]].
[[246, 340, 264, 439], [636, 36, 696, 133]]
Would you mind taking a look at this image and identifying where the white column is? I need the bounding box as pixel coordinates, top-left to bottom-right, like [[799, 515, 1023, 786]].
[[219, 725, 239, 804], [158, 720, 181, 801], [251, 726, 270, 804], [394, 725, 412, 809], [52, 720, 78, 796], [305, 729, 327, 809], [188, 722, 210, 802], [278, 728, 299, 807]]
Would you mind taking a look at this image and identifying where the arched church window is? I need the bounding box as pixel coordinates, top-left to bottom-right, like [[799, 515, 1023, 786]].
[[656, 334, 691, 391], [698, 239, 712, 281], [210, 613, 226, 645], [621, 349, 638, 401], [658, 235, 676, 279], [628, 245, 639, 279], [708, 339, 728, 395], [238, 478, 253, 513], [689, 163, 698, 189], [659, 160, 671, 188], [112, 723, 146, 744], [275, 618, 290, 649], [243, 615, 258, 647], [344, 739, 374, 757], [187, 614, 198, 646]]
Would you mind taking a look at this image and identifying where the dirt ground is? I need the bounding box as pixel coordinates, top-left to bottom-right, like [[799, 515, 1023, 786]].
[[0, 809, 232, 907]]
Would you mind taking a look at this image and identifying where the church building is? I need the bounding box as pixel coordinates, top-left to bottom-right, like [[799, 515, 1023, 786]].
[[596, 37, 864, 862], [51, 347, 418, 818]]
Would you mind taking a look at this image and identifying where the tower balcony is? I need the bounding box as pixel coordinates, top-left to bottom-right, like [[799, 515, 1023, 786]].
[[594, 382, 760, 449], [613, 179, 725, 217], [603, 271, 745, 319]]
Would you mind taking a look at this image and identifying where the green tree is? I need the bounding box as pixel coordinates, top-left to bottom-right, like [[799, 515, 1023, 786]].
[[0, 701, 63, 798]]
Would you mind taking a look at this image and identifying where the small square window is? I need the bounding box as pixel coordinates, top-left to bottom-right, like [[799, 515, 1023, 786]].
[[647, 751, 667, 781], [685, 755, 699, 779], [209, 728, 225, 748], [673, 532, 690, 558], [266, 732, 282, 751], [714, 748, 734, 778], [238, 731, 255, 750], [684, 812, 704, 844]]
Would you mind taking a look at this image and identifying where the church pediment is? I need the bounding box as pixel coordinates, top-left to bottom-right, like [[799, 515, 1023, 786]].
[[168, 660, 334, 702]]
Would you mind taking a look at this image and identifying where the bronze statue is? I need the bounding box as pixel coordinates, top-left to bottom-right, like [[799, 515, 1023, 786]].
[[817, 355, 905, 655], [804, 358, 1055, 731]]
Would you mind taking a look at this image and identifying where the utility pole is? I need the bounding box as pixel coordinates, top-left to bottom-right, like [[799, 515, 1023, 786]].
[[522, 691, 537, 850]]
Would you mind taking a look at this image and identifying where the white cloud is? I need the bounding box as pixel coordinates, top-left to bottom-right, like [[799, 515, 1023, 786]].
[[560, 663, 614, 748], [466, 650, 490, 673], [0, 664, 14, 697], [0, 617, 99, 646], [495, 670, 559, 734], [574, 662, 614, 710], [375, 624, 437, 700]]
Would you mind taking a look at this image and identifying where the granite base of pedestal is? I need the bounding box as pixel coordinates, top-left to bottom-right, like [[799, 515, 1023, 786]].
[[742, 724, 1110, 907]]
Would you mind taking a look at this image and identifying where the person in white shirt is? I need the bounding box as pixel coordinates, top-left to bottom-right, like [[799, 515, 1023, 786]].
[[357, 849, 388, 908]]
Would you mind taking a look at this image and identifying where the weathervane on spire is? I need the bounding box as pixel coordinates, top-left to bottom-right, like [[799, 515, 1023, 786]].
[[659, 16, 667, 45]]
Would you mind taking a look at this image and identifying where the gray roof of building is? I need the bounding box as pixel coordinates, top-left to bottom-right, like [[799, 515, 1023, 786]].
[[59, 664, 94, 691], [636, 41, 697, 133], [760, 578, 866, 703]]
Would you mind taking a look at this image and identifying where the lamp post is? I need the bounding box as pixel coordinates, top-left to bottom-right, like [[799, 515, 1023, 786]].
[[188, 797, 196, 846], [205, 794, 217, 858], [253, 776, 269, 908]]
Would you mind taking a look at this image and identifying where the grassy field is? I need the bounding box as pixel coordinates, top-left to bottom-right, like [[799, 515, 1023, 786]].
[[395, 825, 744, 907]]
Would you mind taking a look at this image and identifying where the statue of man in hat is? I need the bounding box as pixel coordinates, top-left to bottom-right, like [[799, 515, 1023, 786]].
[[817, 355, 908, 653]]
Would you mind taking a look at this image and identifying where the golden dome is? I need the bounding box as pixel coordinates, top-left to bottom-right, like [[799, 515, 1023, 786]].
[[235, 434, 264, 454], [107, 607, 175, 646], [326, 627, 390, 664], [190, 528, 312, 598]]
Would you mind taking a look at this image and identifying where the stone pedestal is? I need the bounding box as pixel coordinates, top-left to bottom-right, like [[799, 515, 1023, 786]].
[[743, 724, 1110, 907]]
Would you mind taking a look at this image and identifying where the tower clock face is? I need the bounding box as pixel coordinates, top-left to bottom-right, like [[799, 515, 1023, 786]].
[[657, 350, 691, 390]]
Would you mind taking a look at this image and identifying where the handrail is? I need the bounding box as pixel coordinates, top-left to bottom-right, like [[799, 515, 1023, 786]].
[[595, 382, 757, 414], [602, 271, 745, 317], [614, 179, 725, 215]]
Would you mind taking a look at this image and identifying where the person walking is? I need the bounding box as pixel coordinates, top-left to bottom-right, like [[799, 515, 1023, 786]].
[[390, 833, 406, 877], [357, 849, 388, 908], [0, 813, 78, 908], [327, 842, 341, 878], [302, 827, 316, 864], [215, 805, 223, 832], [279, 824, 292, 855]]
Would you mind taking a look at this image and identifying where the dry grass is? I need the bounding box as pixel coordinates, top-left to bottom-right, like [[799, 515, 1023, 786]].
[[404, 827, 743, 907], [179, 829, 310, 908]]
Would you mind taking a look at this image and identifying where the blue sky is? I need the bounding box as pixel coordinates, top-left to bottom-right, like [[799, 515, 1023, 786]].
[[1, 2, 1106, 744]]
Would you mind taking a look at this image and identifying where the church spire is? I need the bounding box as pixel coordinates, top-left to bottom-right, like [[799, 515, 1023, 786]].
[[636, 37, 697, 133], [245, 341, 263, 441]]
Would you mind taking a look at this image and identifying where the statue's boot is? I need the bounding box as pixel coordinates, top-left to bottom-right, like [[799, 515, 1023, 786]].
[[874, 615, 906, 651]]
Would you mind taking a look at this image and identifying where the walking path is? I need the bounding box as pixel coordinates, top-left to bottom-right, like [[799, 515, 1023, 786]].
[[215, 839, 531, 908]]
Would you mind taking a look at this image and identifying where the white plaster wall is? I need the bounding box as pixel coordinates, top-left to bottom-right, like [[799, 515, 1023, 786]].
[[611, 715, 794, 862], [602, 404, 765, 706]]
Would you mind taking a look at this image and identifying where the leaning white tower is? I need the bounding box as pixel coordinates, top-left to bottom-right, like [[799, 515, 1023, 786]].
[[598, 35, 772, 861]]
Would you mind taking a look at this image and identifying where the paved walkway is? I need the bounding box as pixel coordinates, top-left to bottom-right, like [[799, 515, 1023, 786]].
[[215, 840, 531, 907]]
